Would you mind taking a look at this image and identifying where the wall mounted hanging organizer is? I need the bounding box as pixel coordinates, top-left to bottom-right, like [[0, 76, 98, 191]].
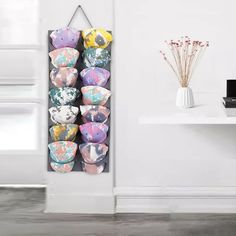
[[48, 5, 112, 174]]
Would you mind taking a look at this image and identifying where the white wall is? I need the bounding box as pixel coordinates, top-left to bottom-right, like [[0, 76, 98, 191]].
[[114, 0, 236, 212]]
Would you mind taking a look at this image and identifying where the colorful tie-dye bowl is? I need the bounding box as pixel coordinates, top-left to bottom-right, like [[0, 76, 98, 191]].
[[50, 161, 74, 173], [79, 143, 108, 164], [81, 161, 105, 175], [83, 48, 111, 68], [49, 87, 80, 106], [48, 141, 78, 164], [49, 105, 79, 124], [82, 28, 112, 49], [79, 122, 109, 143], [49, 124, 79, 142], [50, 27, 80, 49], [49, 47, 79, 68], [80, 67, 110, 87], [50, 67, 78, 88], [81, 86, 111, 105], [80, 105, 110, 123]]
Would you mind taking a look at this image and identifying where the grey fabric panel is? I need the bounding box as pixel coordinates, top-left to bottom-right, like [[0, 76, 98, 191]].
[[48, 30, 111, 172]]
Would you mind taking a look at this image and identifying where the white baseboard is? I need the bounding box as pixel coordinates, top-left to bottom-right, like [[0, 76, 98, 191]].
[[46, 193, 115, 214], [3, 185, 236, 213], [114, 187, 236, 213]]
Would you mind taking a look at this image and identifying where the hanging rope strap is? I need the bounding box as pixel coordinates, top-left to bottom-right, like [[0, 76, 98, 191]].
[[67, 5, 93, 28]]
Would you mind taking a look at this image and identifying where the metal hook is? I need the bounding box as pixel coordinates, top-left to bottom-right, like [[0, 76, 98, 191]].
[[67, 5, 93, 28]]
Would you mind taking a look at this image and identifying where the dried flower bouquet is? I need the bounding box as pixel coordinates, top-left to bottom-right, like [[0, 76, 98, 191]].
[[160, 36, 209, 87]]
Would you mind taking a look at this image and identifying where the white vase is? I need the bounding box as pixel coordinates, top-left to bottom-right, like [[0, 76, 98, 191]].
[[176, 87, 194, 108]]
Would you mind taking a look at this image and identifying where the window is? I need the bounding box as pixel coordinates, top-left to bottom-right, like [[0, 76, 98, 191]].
[[0, 0, 39, 46], [0, 0, 42, 154]]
